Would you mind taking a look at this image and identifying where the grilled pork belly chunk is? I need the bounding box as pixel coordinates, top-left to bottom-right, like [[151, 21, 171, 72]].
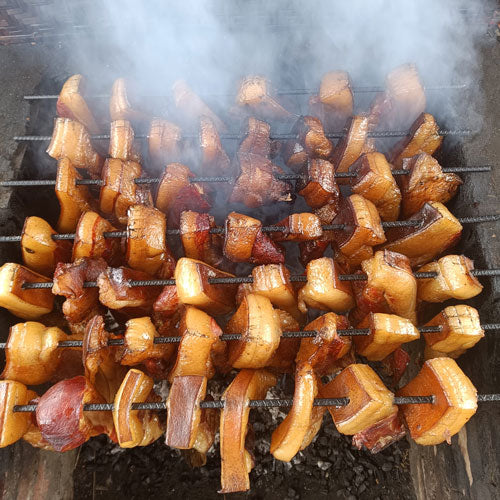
[[57, 74, 99, 133], [21, 216, 72, 275], [36, 376, 115, 452], [399, 153, 462, 217], [423, 305, 484, 358], [126, 205, 175, 278], [295, 313, 351, 376], [223, 212, 285, 264], [283, 116, 333, 171], [219, 369, 277, 493], [266, 310, 301, 373], [199, 115, 230, 176], [55, 158, 93, 232], [417, 255, 483, 302], [388, 113, 442, 168], [239, 117, 272, 156], [354, 313, 419, 361], [0, 263, 53, 319], [148, 118, 182, 171], [296, 158, 340, 210], [272, 213, 323, 242], [270, 362, 318, 462], [109, 119, 141, 162], [350, 250, 417, 325], [172, 79, 227, 132], [397, 358, 477, 445], [110, 78, 150, 124], [350, 153, 401, 221], [99, 158, 153, 226], [383, 201, 462, 266], [322, 364, 396, 435], [298, 257, 355, 313], [174, 258, 237, 315], [73, 211, 122, 265], [225, 294, 281, 369], [113, 368, 164, 448], [47, 117, 103, 178], [0, 380, 37, 447], [1, 322, 68, 385], [236, 76, 291, 120]]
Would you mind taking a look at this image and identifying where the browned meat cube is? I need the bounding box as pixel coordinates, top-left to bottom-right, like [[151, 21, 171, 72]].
[[148, 118, 183, 171], [296, 158, 340, 210]]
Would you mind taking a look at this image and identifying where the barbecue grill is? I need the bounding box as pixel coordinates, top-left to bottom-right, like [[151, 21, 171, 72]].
[[0, 1, 499, 499]]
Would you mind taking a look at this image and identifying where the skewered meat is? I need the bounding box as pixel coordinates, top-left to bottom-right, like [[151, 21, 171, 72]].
[[267, 310, 301, 373], [225, 294, 281, 369], [1, 322, 68, 385], [330, 116, 369, 181], [35, 376, 115, 452], [399, 153, 462, 217], [0, 380, 37, 447], [53, 258, 107, 330], [354, 313, 419, 361], [397, 358, 477, 445], [126, 205, 176, 278], [153, 284, 179, 321], [350, 250, 417, 325], [298, 257, 355, 313], [110, 78, 150, 123], [97, 267, 161, 316], [349, 153, 402, 221], [174, 258, 237, 315], [272, 213, 323, 242], [73, 211, 122, 265], [322, 364, 396, 435], [388, 113, 443, 168], [109, 119, 141, 162], [166, 375, 208, 449], [47, 117, 104, 178], [380, 347, 411, 385], [148, 118, 182, 171], [56, 74, 99, 134], [55, 158, 93, 232], [219, 369, 276, 493], [423, 305, 484, 358], [223, 212, 285, 264], [270, 362, 318, 461], [0, 263, 53, 319], [295, 313, 351, 376], [331, 194, 386, 267], [22, 416, 55, 451], [417, 255, 483, 302], [99, 158, 153, 225], [172, 79, 227, 132], [239, 117, 272, 157], [296, 158, 340, 210], [236, 76, 291, 121], [383, 201, 462, 266], [283, 116, 333, 171], [169, 306, 223, 380], [21, 216, 72, 275], [113, 368, 164, 448], [199, 115, 231, 176]]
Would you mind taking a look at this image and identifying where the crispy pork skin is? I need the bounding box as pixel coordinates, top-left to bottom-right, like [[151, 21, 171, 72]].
[[272, 213, 323, 242], [109, 119, 141, 162]]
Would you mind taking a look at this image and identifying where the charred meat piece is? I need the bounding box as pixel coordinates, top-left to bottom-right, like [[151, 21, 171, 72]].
[[350, 250, 417, 325], [109, 120, 141, 162], [236, 76, 291, 121], [388, 113, 442, 168], [148, 118, 182, 171], [21, 216, 72, 275], [1, 322, 68, 386], [397, 358, 477, 445], [298, 239, 331, 268], [0, 263, 53, 319], [110, 78, 150, 124], [298, 257, 355, 314], [73, 211, 122, 266], [99, 158, 153, 225], [266, 310, 301, 373], [47, 117, 103, 178], [223, 212, 285, 264], [219, 369, 276, 493], [350, 153, 401, 221], [322, 364, 396, 435], [153, 284, 179, 321], [126, 205, 176, 278], [380, 347, 410, 385], [296, 158, 340, 210], [57, 74, 99, 133], [55, 158, 93, 233], [354, 313, 419, 361], [383, 201, 462, 266], [113, 368, 164, 448], [272, 213, 323, 242], [417, 254, 483, 303], [199, 115, 231, 176], [400, 153, 462, 217]]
